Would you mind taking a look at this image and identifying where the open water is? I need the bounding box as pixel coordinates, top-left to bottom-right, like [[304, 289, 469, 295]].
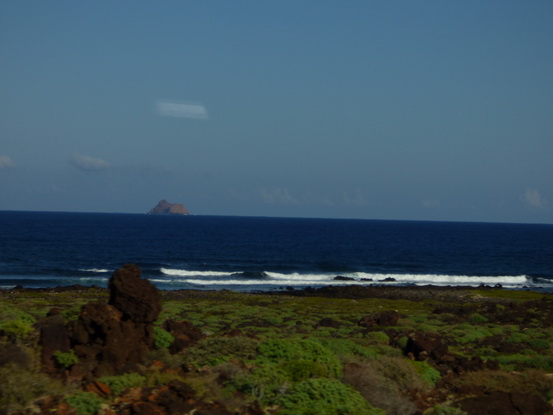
[[1, 211, 552, 292]]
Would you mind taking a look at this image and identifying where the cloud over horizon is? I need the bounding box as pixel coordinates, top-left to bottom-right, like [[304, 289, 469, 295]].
[[69, 154, 110, 171], [523, 188, 547, 208], [0, 155, 15, 169]]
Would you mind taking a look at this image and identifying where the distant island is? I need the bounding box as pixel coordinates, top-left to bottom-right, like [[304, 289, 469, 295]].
[[148, 200, 189, 215]]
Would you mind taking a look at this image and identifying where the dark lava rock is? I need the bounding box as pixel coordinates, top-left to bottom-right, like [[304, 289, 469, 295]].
[[38, 308, 71, 373], [318, 317, 343, 329], [334, 276, 355, 281], [163, 319, 205, 354], [108, 263, 162, 323], [458, 391, 552, 415], [66, 264, 162, 377], [405, 332, 449, 361], [358, 310, 400, 328]]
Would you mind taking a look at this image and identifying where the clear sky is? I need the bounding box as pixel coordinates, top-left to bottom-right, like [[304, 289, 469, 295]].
[[1, 1, 552, 223]]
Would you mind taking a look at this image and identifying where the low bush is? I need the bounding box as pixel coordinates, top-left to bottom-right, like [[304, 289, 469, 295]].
[[53, 349, 79, 368], [65, 391, 104, 415], [184, 336, 259, 367], [153, 326, 174, 349], [99, 372, 147, 395], [277, 378, 385, 415], [0, 364, 62, 412], [257, 338, 342, 378]]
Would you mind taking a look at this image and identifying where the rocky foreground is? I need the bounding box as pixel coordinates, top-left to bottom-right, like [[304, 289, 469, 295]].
[[2, 266, 553, 414]]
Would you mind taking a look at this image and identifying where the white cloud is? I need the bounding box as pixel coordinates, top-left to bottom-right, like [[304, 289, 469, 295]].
[[343, 189, 369, 206], [156, 100, 208, 119], [69, 153, 110, 171], [422, 198, 441, 208], [259, 187, 300, 205], [523, 188, 546, 208], [0, 155, 15, 169]]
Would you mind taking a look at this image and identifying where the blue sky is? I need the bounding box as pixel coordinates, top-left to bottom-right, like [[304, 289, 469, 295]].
[[1, 1, 552, 223]]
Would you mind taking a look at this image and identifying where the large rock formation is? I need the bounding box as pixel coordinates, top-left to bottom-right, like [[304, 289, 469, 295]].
[[148, 200, 189, 215], [65, 264, 162, 377]]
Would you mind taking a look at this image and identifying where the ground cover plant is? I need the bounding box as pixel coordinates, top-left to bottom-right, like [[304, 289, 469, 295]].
[[1, 284, 553, 414]]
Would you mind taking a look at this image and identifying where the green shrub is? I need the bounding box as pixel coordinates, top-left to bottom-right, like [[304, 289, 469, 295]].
[[153, 326, 174, 349], [281, 360, 328, 382], [185, 336, 259, 367], [411, 361, 441, 387], [230, 363, 290, 404], [0, 365, 62, 411], [258, 338, 342, 378], [99, 373, 146, 395], [53, 349, 79, 368], [277, 378, 385, 415], [65, 392, 104, 415], [469, 313, 488, 324], [429, 405, 468, 415], [0, 319, 34, 341]]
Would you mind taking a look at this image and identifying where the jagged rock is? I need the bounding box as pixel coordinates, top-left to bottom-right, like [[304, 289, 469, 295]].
[[404, 332, 449, 361], [334, 276, 354, 281], [162, 319, 204, 354], [109, 263, 161, 323], [148, 200, 189, 215], [38, 308, 71, 373], [358, 310, 400, 328], [67, 265, 162, 377], [458, 391, 552, 415]]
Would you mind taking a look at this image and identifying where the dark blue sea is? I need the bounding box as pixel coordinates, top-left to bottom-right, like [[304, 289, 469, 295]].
[[1, 211, 552, 292]]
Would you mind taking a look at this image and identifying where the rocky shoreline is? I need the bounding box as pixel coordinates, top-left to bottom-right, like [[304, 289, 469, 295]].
[[2, 270, 553, 414]]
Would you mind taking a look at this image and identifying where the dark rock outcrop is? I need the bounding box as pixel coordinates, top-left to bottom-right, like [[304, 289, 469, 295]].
[[67, 264, 161, 377], [38, 308, 71, 373], [358, 310, 400, 328], [458, 391, 552, 415], [405, 332, 449, 361], [148, 200, 189, 215], [163, 319, 204, 354]]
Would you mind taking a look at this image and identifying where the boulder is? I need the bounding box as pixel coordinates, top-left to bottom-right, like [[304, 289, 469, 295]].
[[458, 391, 552, 415], [163, 319, 205, 354], [358, 310, 400, 328], [38, 308, 71, 373], [108, 263, 161, 324], [67, 265, 162, 376], [404, 332, 449, 361]]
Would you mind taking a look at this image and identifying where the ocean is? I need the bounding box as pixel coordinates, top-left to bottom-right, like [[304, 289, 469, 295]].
[[1, 211, 552, 292]]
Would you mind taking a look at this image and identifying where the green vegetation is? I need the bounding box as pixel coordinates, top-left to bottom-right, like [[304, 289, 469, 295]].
[[65, 392, 104, 415], [2, 287, 553, 413], [53, 349, 79, 368]]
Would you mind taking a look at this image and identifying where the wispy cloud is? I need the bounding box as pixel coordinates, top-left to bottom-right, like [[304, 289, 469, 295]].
[[0, 155, 15, 169], [156, 99, 208, 119], [69, 153, 110, 171], [422, 198, 441, 208], [523, 188, 546, 208], [343, 189, 369, 206], [259, 187, 300, 205]]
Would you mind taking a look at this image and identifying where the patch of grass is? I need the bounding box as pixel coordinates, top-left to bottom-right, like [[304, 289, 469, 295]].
[[184, 336, 259, 367], [277, 378, 386, 415], [99, 372, 147, 395], [65, 391, 104, 415]]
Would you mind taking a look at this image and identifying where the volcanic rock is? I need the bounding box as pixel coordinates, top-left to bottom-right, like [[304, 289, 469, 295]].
[[38, 308, 71, 373], [458, 391, 552, 415], [148, 200, 189, 215], [358, 310, 400, 328], [67, 264, 162, 376], [405, 332, 449, 361]]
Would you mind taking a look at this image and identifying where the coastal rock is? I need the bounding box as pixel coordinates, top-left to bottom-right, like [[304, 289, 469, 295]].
[[458, 391, 552, 415], [108, 263, 161, 324], [67, 264, 162, 376], [148, 199, 189, 215], [334, 276, 355, 281], [163, 319, 205, 354], [358, 310, 400, 327], [404, 332, 449, 361], [38, 308, 71, 373]]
